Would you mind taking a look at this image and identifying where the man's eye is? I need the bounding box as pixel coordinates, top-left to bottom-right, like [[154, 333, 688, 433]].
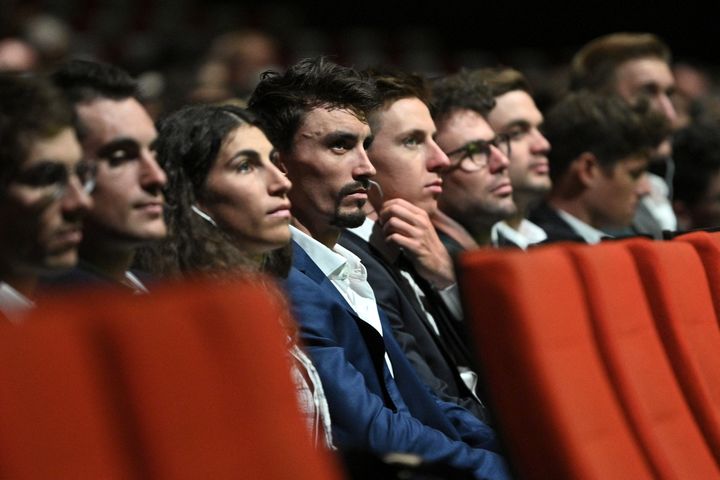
[[403, 136, 420, 147], [506, 125, 530, 141], [331, 144, 349, 153], [17, 164, 66, 187]]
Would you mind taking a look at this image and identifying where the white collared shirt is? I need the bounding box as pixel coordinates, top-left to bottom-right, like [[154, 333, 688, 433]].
[[491, 219, 548, 250], [291, 226, 393, 375], [556, 209, 611, 245], [0, 281, 33, 323]]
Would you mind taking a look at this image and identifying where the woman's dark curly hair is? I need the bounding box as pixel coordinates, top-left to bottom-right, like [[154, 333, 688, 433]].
[[135, 104, 291, 278]]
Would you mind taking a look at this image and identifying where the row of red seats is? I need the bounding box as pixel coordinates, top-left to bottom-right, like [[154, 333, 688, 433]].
[[0, 279, 342, 479], [457, 231, 720, 479]]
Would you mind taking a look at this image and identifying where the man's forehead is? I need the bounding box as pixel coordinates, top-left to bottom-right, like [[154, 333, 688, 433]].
[[76, 97, 157, 144], [26, 127, 82, 166], [440, 109, 494, 139], [490, 90, 543, 127], [298, 107, 371, 139], [377, 97, 435, 134], [615, 57, 675, 88]]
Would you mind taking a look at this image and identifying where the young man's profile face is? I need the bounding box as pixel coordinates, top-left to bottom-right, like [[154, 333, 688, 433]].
[[0, 127, 92, 275], [487, 90, 552, 202], [280, 107, 375, 234], [587, 154, 651, 229], [77, 97, 167, 248], [367, 97, 449, 214], [614, 57, 678, 127]]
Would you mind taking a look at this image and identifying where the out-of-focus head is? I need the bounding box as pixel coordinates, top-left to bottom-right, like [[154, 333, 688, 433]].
[[570, 32, 677, 127], [0, 74, 93, 280], [248, 57, 378, 238], [53, 59, 167, 251], [672, 121, 720, 230], [544, 91, 669, 229], [431, 70, 515, 231], [472, 67, 552, 206], [0, 38, 39, 72], [364, 69, 450, 214]]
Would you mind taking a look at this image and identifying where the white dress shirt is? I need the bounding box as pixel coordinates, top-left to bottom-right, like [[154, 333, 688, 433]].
[[556, 209, 610, 244], [291, 226, 393, 375], [0, 281, 33, 323], [491, 219, 548, 250]]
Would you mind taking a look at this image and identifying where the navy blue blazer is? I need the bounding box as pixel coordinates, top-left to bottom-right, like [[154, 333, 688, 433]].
[[283, 242, 510, 480]]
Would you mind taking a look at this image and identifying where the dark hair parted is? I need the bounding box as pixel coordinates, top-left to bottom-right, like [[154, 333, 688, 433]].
[[570, 32, 672, 92], [673, 121, 720, 206], [430, 69, 496, 122], [247, 57, 378, 152], [134, 104, 288, 278], [0, 73, 74, 190], [543, 92, 669, 182]]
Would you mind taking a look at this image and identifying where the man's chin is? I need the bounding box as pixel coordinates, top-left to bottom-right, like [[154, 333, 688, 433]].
[[330, 210, 367, 229]]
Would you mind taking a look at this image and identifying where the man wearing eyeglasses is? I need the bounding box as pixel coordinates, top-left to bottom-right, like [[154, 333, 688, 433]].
[[46, 60, 166, 292], [430, 70, 517, 253], [467, 68, 551, 250], [339, 69, 488, 420], [0, 74, 94, 320]]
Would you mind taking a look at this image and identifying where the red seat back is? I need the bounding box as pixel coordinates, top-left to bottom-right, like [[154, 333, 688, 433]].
[[458, 246, 654, 479]]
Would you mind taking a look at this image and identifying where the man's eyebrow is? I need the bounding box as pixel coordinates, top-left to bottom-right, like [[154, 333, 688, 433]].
[[503, 119, 532, 130], [324, 131, 360, 144]]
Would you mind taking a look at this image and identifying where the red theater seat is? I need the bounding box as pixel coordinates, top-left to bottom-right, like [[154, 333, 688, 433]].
[[457, 246, 654, 479], [675, 230, 720, 326], [0, 278, 341, 480], [567, 242, 720, 477], [626, 239, 720, 463]]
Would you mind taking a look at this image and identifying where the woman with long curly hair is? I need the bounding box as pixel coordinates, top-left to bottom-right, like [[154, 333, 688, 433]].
[[136, 104, 333, 449]]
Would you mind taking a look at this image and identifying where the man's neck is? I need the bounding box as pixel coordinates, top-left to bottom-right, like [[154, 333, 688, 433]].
[[291, 217, 340, 249], [79, 243, 135, 284], [548, 196, 593, 227]]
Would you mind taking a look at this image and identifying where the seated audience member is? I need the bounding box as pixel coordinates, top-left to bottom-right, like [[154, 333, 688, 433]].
[[529, 92, 668, 244], [45, 59, 167, 292], [0, 74, 93, 320], [249, 57, 509, 479], [570, 32, 679, 237], [469, 68, 552, 249], [338, 69, 487, 421], [672, 121, 720, 230], [135, 103, 333, 449], [430, 70, 516, 252]]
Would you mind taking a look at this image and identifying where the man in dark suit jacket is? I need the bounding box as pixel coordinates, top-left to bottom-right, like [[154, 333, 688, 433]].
[[340, 228, 485, 420], [527, 92, 668, 245], [249, 57, 510, 479], [336, 70, 488, 420]]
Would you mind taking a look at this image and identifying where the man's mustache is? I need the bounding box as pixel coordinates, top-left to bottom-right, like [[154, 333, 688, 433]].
[[338, 178, 371, 197]]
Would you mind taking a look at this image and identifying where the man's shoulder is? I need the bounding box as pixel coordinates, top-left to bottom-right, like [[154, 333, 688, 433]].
[[528, 202, 584, 244]]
